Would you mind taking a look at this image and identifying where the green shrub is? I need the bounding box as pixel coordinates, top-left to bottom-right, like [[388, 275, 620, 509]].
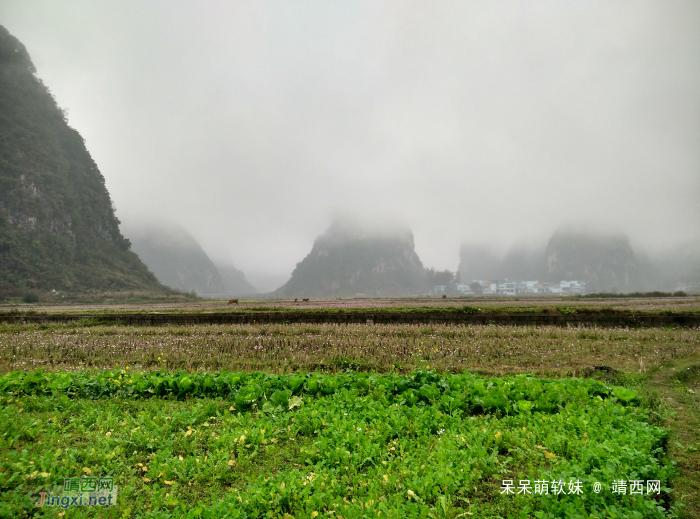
[[21, 292, 38, 303]]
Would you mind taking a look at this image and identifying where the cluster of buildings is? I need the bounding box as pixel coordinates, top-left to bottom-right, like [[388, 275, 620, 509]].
[[435, 279, 587, 296]]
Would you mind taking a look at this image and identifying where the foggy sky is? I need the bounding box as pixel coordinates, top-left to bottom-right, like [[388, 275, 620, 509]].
[[2, 1, 699, 287]]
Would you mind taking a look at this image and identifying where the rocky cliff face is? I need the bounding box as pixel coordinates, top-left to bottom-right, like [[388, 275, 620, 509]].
[[0, 25, 164, 295], [274, 219, 429, 298]]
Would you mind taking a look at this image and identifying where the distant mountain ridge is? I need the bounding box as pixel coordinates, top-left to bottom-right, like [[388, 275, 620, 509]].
[[274, 219, 429, 298], [125, 224, 256, 297], [0, 26, 164, 295]]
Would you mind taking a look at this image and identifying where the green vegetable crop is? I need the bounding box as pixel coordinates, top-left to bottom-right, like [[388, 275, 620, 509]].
[[0, 369, 673, 518]]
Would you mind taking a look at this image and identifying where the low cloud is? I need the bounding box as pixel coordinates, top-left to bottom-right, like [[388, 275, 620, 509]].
[[2, 0, 698, 283]]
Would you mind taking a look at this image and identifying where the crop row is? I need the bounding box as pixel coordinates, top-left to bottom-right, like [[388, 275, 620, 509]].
[[0, 369, 639, 417]]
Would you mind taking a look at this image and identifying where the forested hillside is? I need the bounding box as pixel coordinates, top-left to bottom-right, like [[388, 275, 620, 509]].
[[0, 25, 165, 296]]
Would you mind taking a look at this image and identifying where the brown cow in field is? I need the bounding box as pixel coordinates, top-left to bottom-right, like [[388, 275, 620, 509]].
[[228, 299, 239, 305], [442, 295, 446, 299], [294, 298, 298, 302], [302, 298, 309, 302]]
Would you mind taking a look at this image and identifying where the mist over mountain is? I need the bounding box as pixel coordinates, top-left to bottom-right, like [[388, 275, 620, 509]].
[[459, 244, 546, 283], [501, 245, 547, 282], [542, 231, 700, 293], [125, 224, 255, 297], [217, 264, 257, 297], [1, 4, 698, 280], [1, 5, 698, 300], [125, 225, 223, 296], [460, 228, 700, 293], [649, 241, 700, 293], [457, 245, 502, 282], [0, 25, 164, 296], [274, 219, 429, 298], [459, 230, 638, 292], [544, 230, 638, 293], [245, 272, 289, 295]]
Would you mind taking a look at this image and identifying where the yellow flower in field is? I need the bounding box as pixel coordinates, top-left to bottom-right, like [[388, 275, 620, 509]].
[[544, 451, 556, 459], [495, 432, 502, 439], [311, 513, 318, 518], [383, 474, 388, 483], [407, 489, 416, 499], [82, 467, 91, 474]]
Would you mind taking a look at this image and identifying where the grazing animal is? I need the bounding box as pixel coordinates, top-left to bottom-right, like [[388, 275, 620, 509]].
[[294, 298, 298, 302], [228, 298, 239, 305], [302, 298, 309, 302], [442, 295, 446, 299]]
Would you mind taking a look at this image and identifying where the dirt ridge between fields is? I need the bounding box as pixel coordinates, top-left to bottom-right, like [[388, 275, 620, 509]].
[[1, 311, 699, 327]]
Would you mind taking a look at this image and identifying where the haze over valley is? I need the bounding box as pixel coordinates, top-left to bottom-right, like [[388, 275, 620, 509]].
[[1, 1, 698, 299]]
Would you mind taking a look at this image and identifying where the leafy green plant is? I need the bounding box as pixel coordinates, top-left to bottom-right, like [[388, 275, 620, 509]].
[[0, 368, 675, 518]]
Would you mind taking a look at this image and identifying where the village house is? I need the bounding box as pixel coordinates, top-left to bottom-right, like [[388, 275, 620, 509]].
[[460, 279, 586, 296]]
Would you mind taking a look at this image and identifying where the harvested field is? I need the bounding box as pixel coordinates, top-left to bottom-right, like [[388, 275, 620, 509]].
[[3, 295, 700, 315], [1, 322, 698, 375]]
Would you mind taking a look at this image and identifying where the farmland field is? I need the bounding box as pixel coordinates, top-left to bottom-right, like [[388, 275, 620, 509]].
[[1, 323, 697, 374], [1, 320, 698, 518], [3, 295, 700, 315]]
